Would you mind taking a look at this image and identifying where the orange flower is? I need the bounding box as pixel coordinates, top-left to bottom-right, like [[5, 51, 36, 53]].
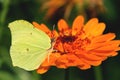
[[33, 16, 120, 74], [40, 0, 106, 20]]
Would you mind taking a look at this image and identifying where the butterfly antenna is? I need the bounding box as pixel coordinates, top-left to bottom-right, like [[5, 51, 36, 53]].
[[47, 24, 57, 63], [52, 24, 55, 31], [51, 24, 56, 44]]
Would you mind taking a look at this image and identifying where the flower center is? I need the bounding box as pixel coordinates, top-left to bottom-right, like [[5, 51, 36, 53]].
[[60, 35, 76, 43], [54, 31, 91, 54]]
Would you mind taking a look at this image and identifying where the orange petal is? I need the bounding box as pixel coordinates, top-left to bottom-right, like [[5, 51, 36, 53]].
[[41, 52, 61, 66], [94, 51, 117, 57], [54, 39, 64, 52], [116, 47, 120, 51], [58, 19, 69, 32], [94, 41, 120, 51], [78, 63, 91, 70], [32, 22, 51, 33], [55, 55, 68, 68], [72, 16, 84, 35], [67, 54, 84, 66], [92, 33, 116, 43], [37, 66, 50, 74], [84, 18, 98, 36], [86, 40, 120, 50], [52, 30, 59, 38], [77, 52, 102, 61], [40, 24, 51, 33], [56, 64, 67, 69], [32, 22, 40, 28], [111, 52, 118, 56], [90, 23, 106, 36], [81, 58, 102, 66], [57, 54, 68, 63]]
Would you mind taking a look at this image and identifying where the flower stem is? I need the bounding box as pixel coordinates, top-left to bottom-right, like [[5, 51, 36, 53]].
[[65, 68, 70, 80], [93, 66, 103, 80], [0, 0, 10, 40]]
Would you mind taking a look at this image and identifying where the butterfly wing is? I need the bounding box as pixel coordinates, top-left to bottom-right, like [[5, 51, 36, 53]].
[[9, 20, 51, 71]]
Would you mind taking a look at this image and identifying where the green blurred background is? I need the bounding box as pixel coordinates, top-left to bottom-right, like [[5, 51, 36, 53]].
[[0, 0, 120, 80]]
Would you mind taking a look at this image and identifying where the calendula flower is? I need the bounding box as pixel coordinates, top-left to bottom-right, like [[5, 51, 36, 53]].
[[85, 0, 106, 18], [32, 16, 120, 74], [40, 0, 106, 20]]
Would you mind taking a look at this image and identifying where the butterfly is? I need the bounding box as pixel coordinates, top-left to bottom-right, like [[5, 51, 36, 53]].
[[8, 20, 54, 71]]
